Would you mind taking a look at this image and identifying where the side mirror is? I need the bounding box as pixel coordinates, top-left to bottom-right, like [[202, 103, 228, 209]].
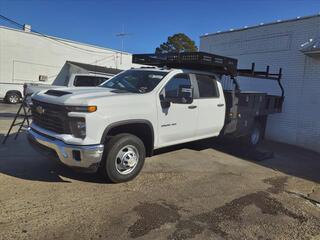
[[160, 94, 171, 108]]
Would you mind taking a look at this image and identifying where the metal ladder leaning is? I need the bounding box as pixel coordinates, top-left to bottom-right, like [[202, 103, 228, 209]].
[[2, 97, 32, 144]]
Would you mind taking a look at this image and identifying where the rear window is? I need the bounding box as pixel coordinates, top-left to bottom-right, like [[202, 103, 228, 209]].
[[195, 74, 219, 98], [74, 76, 109, 87]]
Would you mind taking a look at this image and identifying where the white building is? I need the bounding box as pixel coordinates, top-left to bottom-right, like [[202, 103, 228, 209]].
[[200, 14, 320, 153], [0, 25, 133, 99]]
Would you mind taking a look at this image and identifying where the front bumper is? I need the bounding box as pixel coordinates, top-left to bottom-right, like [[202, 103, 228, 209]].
[[27, 128, 104, 172]]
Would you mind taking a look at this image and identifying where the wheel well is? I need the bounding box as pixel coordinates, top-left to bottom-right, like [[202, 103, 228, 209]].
[[103, 122, 154, 157], [6, 90, 22, 98]]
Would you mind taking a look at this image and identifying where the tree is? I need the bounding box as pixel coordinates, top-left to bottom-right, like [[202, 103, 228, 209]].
[[155, 33, 198, 54]]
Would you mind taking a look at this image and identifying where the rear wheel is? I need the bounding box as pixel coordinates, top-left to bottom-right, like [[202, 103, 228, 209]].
[[5, 92, 20, 104], [243, 121, 262, 148], [99, 133, 146, 183]]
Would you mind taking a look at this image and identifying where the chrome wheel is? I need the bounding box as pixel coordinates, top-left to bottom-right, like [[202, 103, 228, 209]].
[[250, 126, 260, 145], [8, 94, 19, 104], [115, 145, 139, 175]]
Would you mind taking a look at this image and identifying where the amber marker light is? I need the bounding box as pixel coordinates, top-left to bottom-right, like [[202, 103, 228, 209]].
[[87, 106, 97, 112]]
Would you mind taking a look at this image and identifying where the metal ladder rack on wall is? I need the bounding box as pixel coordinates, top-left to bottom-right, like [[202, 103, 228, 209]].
[[2, 97, 32, 144]]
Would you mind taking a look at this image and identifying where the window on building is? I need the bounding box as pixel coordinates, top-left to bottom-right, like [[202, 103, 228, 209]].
[[165, 74, 191, 98], [195, 74, 219, 98]]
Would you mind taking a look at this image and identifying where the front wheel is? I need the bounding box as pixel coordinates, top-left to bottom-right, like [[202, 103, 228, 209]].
[[5, 92, 20, 104], [99, 133, 146, 183]]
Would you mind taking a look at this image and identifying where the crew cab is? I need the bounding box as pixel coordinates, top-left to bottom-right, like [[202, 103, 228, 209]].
[[27, 52, 283, 183]]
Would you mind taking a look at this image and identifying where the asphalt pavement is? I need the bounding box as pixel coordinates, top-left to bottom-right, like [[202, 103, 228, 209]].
[[0, 102, 320, 240]]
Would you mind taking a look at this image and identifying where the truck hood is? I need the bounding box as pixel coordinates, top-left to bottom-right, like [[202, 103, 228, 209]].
[[32, 87, 135, 105], [25, 83, 63, 96]]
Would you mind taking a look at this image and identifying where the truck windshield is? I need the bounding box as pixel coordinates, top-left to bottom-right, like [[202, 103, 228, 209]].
[[100, 70, 168, 93]]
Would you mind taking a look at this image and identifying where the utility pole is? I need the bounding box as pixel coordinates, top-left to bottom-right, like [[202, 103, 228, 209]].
[[115, 25, 131, 65]]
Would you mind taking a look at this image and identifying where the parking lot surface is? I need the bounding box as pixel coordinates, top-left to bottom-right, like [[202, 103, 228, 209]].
[[0, 102, 320, 240]]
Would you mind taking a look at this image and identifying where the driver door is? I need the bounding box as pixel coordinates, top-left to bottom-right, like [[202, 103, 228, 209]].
[[157, 73, 199, 147]]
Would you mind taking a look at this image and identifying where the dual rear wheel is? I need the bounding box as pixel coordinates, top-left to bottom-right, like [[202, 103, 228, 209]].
[[243, 121, 263, 148]]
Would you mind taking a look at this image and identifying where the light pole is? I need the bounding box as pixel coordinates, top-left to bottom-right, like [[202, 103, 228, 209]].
[[115, 25, 131, 65]]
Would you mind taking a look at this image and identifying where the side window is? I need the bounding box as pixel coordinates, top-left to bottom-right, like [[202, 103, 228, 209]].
[[165, 74, 191, 98], [96, 77, 109, 85], [74, 76, 109, 87], [195, 74, 219, 98]]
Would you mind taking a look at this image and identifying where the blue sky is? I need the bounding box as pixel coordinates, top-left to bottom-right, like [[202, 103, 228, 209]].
[[1, 0, 320, 53]]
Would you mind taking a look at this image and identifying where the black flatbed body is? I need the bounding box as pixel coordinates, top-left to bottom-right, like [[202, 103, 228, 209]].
[[222, 90, 283, 137]]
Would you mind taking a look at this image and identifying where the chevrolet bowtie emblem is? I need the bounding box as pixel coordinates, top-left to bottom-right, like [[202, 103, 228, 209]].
[[36, 106, 45, 115]]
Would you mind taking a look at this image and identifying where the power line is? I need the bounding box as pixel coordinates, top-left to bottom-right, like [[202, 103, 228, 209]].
[[0, 14, 124, 55]]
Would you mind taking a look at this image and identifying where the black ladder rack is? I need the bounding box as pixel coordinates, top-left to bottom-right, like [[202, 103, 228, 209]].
[[132, 52, 238, 76], [238, 63, 284, 98], [2, 97, 32, 144]]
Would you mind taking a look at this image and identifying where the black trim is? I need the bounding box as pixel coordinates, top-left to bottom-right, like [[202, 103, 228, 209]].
[[100, 119, 155, 155]]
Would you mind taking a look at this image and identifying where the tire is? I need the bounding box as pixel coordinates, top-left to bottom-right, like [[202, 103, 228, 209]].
[[243, 121, 262, 148], [5, 92, 20, 104], [99, 133, 146, 183]]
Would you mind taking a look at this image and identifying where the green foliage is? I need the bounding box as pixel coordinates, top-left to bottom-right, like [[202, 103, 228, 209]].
[[155, 33, 198, 54]]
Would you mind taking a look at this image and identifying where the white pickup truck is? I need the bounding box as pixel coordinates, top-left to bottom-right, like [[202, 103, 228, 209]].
[[27, 52, 284, 183], [0, 83, 24, 104], [24, 73, 118, 99]]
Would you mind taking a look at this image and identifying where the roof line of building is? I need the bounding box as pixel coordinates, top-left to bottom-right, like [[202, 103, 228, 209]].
[[200, 13, 320, 38], [0, 25, 131, 55]]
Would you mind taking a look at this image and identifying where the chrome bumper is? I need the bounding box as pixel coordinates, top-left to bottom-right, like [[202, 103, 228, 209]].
[[27, 128, 104, 172]]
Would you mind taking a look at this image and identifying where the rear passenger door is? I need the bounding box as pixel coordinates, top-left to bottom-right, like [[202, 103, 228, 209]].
[[193, 74, 225, 138]]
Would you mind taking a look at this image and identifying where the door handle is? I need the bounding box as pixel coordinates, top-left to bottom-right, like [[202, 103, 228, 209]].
[[188, 105, 197, 109], [217, 103, 224, 107]]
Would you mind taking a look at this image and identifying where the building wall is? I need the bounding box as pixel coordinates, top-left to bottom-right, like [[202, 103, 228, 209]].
[[200, 16, 320, 152], [0, 26, 133, 85]]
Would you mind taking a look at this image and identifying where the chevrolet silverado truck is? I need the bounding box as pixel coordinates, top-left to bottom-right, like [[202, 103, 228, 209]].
[[27, 52, 283, 183]]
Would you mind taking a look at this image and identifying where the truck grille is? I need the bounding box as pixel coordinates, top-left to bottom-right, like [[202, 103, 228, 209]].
[[31, 100, 71, 134]]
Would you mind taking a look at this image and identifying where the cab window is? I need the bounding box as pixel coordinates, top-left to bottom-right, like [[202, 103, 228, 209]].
[[195, 74, 219, 98], [165, 74, 191, 98]]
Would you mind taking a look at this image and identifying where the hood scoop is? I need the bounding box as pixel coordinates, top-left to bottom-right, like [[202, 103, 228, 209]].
[[45, 90, 72, 96]]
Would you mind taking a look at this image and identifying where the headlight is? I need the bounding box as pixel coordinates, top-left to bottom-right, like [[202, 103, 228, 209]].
[[69, 117, 86, 138], [66, 106, 97, 113]]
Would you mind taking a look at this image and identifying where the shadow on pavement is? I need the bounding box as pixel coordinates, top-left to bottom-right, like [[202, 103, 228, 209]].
[[155, 137, 320, 184], [1, 130, 320, 184], [0, 113, 23, 118], [0, 132, 106, 184]]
